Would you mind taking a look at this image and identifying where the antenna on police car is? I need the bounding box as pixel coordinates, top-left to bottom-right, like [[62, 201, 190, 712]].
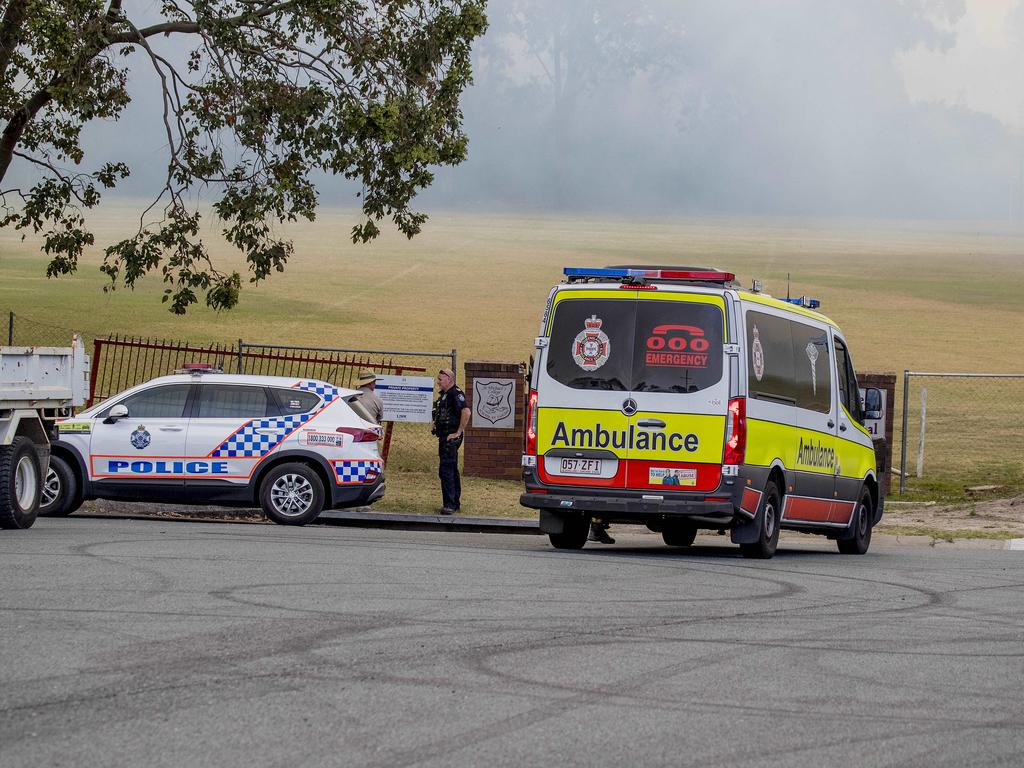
[[787, 273, 791, 301]]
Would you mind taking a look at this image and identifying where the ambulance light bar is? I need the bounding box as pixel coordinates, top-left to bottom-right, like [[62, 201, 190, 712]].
[[563, 267, 736, 283], [783, 296, 821, 309]]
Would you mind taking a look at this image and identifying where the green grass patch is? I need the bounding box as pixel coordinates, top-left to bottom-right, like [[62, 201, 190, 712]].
[[876, 525, 1018, 542]]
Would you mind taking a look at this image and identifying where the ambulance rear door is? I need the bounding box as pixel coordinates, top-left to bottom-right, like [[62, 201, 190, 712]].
[[626, 292, 729, 493]]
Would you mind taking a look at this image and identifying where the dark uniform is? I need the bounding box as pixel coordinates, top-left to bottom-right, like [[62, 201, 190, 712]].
[[433, 384, 468, 512]]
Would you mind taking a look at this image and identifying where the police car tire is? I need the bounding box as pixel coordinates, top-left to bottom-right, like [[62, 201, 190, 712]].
[[662, 523, 697, 548], [548, 516, 589, 550], [260, 463, 325, 526], [0, 437, 42, 530], [38, 454, 81, 517], [740, 480, 781, 559], [837, 489, 873, 555]]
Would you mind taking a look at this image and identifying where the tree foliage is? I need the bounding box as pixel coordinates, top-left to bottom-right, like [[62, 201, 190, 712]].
[[0, 0, 487, 312]]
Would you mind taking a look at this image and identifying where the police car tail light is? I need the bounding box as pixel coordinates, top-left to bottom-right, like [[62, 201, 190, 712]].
[[525, 390, 539, 455], [336, 427, 379, 443], [723, 397, 746, 465]]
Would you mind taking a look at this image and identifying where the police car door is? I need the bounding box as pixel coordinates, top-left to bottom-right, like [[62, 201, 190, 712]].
[[536, 289, 636, 489], [88, 383, 193, 492], [185, 383, 280, 488], [629, 293, 729, 492]]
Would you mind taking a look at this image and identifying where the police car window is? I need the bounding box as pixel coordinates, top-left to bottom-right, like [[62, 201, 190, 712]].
[[272, 388, 321, 414], [196, 385, 273, 419], [790, 321, 831, 413], [109, 384, 191, 419], [746, 311, 797, 404], [633, 301, 724, 393], [546, 299, 635, 391]]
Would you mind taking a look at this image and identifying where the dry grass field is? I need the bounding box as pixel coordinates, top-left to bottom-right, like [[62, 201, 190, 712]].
[[2, 202, 1024, 516]]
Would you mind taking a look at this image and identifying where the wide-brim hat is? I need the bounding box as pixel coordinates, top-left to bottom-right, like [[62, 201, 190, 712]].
[[355, 368, 377, 387]]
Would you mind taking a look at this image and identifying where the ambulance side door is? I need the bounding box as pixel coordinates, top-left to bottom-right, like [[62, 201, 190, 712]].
[[791, 319, 837, 522], [184, 383, 281, 489], [832, 334, 871, 524], [88, 383, 194, 495]]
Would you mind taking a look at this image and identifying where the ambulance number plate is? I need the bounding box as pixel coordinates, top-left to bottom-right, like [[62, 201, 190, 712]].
[[559, 458, 602, 476]]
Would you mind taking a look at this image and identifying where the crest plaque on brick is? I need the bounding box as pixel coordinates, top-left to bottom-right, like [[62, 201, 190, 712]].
[[472, 379, 515, 429]]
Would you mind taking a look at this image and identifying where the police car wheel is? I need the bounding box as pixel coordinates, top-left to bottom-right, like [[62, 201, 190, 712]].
[[740, 480, 781, 559], [0, 436, 42, 530], [260, 463, 324, 526], [548, 516, 589, 550], [38, 455, 81, 517], [662, 523, 697, 548], [837, 490, 873, 555]]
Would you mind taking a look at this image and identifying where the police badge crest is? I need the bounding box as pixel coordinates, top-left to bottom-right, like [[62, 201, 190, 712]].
[[572, 315, 610, 370], [130, 425, 151, 450], [474, 380, 514, 426]]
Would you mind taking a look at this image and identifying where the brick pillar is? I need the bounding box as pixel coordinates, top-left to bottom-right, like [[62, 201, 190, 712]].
[[463, 361, 526, 480], [859, 371, 897, 496]]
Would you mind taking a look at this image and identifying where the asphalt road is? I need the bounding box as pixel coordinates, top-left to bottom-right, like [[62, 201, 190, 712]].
[[2, 519, 1022, 768]]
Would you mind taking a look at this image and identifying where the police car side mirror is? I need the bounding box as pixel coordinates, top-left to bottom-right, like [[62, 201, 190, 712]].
[[104, 404, 129, 424], [863, 387, 882, 421]]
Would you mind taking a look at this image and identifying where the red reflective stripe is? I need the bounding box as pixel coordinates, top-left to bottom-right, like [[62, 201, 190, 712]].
[[741, 487, 761, 515], [783, 496, 832, 522]]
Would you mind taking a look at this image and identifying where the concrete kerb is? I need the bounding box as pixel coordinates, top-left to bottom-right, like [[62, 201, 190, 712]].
[[315, 509, 541, 534]]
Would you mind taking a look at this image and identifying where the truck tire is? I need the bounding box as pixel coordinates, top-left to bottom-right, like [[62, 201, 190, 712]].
[[39, 454, 82, 517], [259, 463, 325, 526], [0, 436, 42, 529]]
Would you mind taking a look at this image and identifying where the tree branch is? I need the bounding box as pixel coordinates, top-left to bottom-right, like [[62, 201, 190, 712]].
[[107, 2, 296, 45]]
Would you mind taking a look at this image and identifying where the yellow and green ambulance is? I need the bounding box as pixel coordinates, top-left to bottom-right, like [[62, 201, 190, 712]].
[[520, 267, 883, 558]]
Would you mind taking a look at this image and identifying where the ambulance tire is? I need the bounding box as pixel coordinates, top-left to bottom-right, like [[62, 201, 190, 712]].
[[662, 523, 697, 548], [259, 463, 325, 526], [38, 454, 81, 517], [548, 516, 589, 550], [740, 480, 781, 559], [0, 437, 42, 530], [837, 489, 873, 555]]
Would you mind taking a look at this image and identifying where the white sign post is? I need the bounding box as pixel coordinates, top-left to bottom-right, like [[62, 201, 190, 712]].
[[375, 375, 435, 423]]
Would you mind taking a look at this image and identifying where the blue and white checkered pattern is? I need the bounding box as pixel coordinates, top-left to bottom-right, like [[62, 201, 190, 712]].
[[295, 380, 340, 403], [212, 414, 312, 458], [333, 460, 381, 484]]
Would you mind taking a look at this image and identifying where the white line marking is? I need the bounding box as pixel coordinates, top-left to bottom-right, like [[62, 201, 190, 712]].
[[1007, 539, 1024, 550]]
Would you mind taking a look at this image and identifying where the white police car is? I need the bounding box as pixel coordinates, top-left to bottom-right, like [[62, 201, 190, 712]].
[[40, 368, 385, 525]]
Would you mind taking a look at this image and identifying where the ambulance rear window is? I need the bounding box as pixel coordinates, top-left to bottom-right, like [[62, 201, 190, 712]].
[[545, 298, 724, 393]]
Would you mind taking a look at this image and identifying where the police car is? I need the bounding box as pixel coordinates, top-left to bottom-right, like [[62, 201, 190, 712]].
[[40, 367, 385, 525], [521, 266, 884, 557]]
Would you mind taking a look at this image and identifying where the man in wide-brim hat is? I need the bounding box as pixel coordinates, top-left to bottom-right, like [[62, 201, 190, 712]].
[[355, 368, 384, 424]]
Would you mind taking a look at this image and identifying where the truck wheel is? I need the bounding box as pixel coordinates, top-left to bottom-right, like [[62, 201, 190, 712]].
[[837, 489, 873, 555], [663, 523, 697, 548], [39, 455, 81, 517], [548, 516, 589, 550], [259, 463, 325, 526], [740, 480, 781, 559], [0, 436, 42, 530]]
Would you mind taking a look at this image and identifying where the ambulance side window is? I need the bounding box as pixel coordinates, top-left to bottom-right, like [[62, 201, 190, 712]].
[[834, 339, 863, 423], [746, 311, 797, 404], [790, 321, 831, 413]]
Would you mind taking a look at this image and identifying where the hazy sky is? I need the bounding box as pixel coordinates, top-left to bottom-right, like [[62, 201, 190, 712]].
[[20, 0, 1024, 222]]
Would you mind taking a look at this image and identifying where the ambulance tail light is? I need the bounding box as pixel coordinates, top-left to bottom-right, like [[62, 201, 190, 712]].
[[723, 397, 746, 465], [525, 390, 539, 455], [336, 427, 380, 443]]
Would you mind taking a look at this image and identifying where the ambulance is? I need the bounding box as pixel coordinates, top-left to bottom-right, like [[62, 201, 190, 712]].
[[520, 267, 884, 557]]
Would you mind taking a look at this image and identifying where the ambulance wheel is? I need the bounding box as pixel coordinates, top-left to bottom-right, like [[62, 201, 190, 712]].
[[260, 463, 324, 526], [548, 516, 589, 550], [39, 455, 81, 517], [740, 480, 781, 559], [837, 489, 873, 555], [0, 437, 42, 530], [662, 523, 697, 548]]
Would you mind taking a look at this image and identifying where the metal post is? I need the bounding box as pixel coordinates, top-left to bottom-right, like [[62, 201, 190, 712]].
[[237, 339, 243, 374], [452, 348, 457, 383], [916, 388, 927, 478], [899, 370, 909, 494], [7, 311, 13, 345]]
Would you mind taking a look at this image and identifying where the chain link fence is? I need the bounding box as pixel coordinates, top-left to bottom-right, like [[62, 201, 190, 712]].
[[898, 372, 1024, 496], [2, 309, 89, 348]]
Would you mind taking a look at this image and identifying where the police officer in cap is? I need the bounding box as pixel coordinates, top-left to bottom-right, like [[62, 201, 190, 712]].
[[432, 368, 470, 514]]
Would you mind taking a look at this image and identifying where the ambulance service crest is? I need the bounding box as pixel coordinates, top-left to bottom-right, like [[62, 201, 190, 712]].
[[572, 315, 611, 370], [130, 425, 151, 450], [751, 325, 765, 381]]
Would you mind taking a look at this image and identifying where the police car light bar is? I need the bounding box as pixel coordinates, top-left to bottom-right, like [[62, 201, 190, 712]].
[[176, 363, 223, 374], [783, 296, 821, 309], [564, 267, 736, 283]]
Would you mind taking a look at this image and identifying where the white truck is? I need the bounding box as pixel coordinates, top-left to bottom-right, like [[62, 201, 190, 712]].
[[0, 337, 90, 529]]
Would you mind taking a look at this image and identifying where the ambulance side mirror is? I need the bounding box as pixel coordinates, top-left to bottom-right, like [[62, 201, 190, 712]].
[[104, 404, 129, 424], [863, 388, 882, 421]]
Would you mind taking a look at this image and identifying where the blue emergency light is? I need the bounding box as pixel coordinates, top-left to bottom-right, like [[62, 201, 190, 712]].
[[783, 296, 821, 309], [563, 267, 736, 282]]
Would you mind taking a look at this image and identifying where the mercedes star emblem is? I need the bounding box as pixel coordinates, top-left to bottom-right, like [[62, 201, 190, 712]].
[[622, 398, 638, 416]]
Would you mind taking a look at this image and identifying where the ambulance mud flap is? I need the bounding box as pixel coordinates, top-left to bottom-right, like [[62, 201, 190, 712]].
[[540, 509, 587, 534]]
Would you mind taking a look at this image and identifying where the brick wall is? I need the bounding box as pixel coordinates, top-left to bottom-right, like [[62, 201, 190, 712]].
[[463, 361, 526, 480], [859, 371, 897, 496]]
